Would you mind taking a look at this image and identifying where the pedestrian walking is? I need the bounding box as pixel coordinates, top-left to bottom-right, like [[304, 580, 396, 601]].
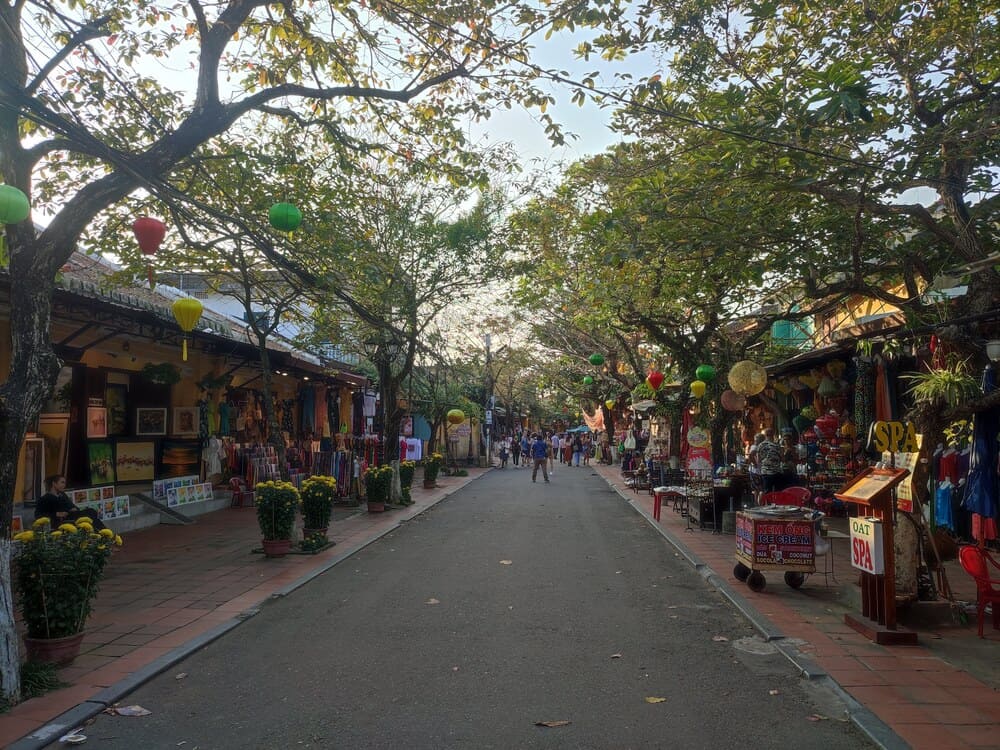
[[549, 432, 561, 473], [530, 433, 549, 482], [757, 428, 784, 493], [572, 432, 584, 466], [511, 435, 521, 466], [499, 439, 509, 468]]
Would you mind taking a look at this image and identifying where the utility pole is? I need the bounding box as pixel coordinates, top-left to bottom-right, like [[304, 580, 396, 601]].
[[483, 333, 492, 467]]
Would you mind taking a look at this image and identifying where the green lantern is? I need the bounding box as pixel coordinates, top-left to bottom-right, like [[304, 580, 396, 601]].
[[447, 409, 465, 425], [583, 376, 594, 386], [588, 353, 605, 367], [269, 202, 302, 232], [0, 185, 30, 224], [695, 364, 716, 382]]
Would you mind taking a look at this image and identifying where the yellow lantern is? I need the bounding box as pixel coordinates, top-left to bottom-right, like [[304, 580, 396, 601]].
[[171, 297, 203, 361], [605, 399, 616, 410], [447, 409, 465, 425], [727, 360, 767, 396], [690, 380, 706, 398]]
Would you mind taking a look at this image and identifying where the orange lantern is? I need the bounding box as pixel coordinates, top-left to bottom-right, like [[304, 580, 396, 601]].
[[172, 297, 203, 361], [132, 216, 167, 289]]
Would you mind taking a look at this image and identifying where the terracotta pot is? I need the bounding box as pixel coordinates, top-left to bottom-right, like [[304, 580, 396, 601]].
[[261, 538, 292, 557], [367, 500, 386, 513], [23, 631, 85, 666], [302, 527, 328, 541]]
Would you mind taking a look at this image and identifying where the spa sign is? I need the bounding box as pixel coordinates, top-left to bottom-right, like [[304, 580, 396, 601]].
[[849, 516, 885, 575]]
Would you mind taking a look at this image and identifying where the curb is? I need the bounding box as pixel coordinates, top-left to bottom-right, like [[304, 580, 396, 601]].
[[602, 475, 909, 750], [11, 473, 485, 750]]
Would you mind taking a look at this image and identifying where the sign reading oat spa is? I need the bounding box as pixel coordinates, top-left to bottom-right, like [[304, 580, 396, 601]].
[[849, 516, 885, 575]]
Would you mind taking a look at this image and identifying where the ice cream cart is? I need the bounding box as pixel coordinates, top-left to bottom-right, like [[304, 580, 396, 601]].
[[734, 506, 822, 592]]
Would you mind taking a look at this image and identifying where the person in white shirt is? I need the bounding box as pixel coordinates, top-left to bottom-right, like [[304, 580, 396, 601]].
[[549, 432, 561, 473]]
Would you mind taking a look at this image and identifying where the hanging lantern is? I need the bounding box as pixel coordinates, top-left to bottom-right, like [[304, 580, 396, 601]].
[[605, 399, 615, 410], [727, 360, 767, 396], [690, 380, 707, 398], [817, 376, 840, 397], [171, 297, 203, 362], [447, 409, 465, 425], [132, 216, 167, 289], [588, 353, 605, 367], [0, 185, 30, 224], [695, 364, 716, 382], [583, 375, 594, 386], [792, 415, 812, 434], [269, 202, 302, 232], [646, 370, 664, 391], [720, 389, 746, 411]]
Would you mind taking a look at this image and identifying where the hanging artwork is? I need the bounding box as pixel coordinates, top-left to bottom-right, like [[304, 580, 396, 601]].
[[86, 406, 108, 439], [114, 440, 156, 483], [105, 383, 129, 436], [38, 414, 69, 478], [136, 407, 168, 436], [172, 406, 199, 437], [88, 441, 116, 485]]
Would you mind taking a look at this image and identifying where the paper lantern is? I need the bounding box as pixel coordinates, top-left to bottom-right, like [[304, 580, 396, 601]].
[[646, 370, 664, 391], [720, 389, 746, 411], [269, 202, 302, 232], [727, 360, 767, 396], [0, 185, 30, 224], [690, 379, 706, 398], [826, 360, 846, 378], [792, 415, 812, 433], [171, 297, 203, 361], [589, 353, 605, 366], [132, 216, 167, 288], [817, 376, 840, 397], [447, 409, 465, 425], [695, 364, 715, 382], [583, 375, 594, 386], [605, 399, 616, 410]]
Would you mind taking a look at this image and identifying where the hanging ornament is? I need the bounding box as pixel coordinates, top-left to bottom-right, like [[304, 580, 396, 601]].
[[727, 360, 767, 396], [690, 380, 707, 398], [171, 297, 203, 361], [583, 375, 594, 386], [588, 353, 605, 367], [695, 364, 716, 382], [0, 185, 30, 224], [720, 389, 746, 411], [646, 370, 664, 391], [447, 409, 465, 425], [269, 202, 302, 232], [605, 399, 615, 410], [132, 216, 167, 289]]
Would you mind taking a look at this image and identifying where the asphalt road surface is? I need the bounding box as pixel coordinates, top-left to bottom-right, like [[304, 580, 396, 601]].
[[73, 465, 871, 749]]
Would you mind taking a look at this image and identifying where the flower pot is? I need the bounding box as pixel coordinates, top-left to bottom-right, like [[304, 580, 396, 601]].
[[423, 479, 436, 489], [367, 500, 386, 513], [303, 527, 328, 541], [23, 631, 85, 666], [261, 538, 292, 557]]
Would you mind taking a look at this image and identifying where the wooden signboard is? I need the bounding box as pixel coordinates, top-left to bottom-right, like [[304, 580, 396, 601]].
[[835, 467, 916, 645]]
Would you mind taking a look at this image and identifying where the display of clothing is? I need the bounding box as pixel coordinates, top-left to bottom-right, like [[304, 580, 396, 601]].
[[204, 436, 224, 476], [219, 401, 231, 435]]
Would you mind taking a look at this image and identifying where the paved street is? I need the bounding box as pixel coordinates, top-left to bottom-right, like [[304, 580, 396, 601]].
[[76, 467, 867, 749]]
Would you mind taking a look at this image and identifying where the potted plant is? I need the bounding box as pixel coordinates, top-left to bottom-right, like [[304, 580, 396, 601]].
[[300, 475, 337, 541], [255, 480, 299, 557], [14, 517, 123, 665], [364, 464, 393, 513], [422, 453, 443, 489], [399, 460, 416, 505]]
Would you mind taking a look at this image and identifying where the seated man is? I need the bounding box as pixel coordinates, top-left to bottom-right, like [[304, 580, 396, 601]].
[[35, 475, 107, 531]]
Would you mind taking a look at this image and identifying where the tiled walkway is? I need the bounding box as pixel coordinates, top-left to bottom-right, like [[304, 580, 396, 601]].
[[5, 463, 1000, 749], [591, 462, 1000, 750], [3, 470, 487, 748]]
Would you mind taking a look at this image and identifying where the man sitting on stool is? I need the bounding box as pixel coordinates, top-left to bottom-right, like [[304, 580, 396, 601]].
[[35, 475, 107, 531]]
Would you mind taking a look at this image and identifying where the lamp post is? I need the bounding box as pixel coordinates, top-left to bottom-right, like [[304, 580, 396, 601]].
[[483, 334, 492, 467]]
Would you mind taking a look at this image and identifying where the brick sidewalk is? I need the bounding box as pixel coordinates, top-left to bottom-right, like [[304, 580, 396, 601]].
[[3, 469, 488, 749], [591, 462, 1000, 750]]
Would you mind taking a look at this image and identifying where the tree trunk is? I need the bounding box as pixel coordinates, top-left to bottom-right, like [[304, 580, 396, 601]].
[[0, 254, 64, 702]]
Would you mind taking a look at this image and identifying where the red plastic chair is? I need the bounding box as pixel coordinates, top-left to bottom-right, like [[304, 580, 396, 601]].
[[782, 487, 812, 507], [229, 477, 252, 508], [958, 545, 1000, 637], [760, 491, 795, 505]]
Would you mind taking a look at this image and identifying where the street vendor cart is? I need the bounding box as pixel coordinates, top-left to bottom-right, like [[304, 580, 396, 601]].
[[734, 506, 823, 592]]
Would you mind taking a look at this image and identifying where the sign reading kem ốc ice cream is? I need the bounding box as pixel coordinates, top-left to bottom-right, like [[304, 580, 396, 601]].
[[850, 516, 885, 575]]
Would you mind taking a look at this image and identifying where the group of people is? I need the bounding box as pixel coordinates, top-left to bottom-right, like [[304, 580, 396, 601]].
[[746, 427, 800, 496], [496, 430, 596, 481]]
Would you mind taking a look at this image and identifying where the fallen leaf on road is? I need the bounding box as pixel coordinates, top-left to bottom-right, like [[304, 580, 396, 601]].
[[807, 714, 828, 722], [535, 720, 571, 727], [175, 673, 187, 680], [610, 653, 622, 659], [768, 689, 780, 696], [452, 666, 460, 672], [499, 560, 513, 565], [712, 635, 729, 642], [425, 598, 440, 605], [645, 697, 667, 704]]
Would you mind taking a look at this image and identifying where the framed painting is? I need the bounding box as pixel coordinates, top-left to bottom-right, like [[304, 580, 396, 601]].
[[172, 406, 199, 437], [37, 413, 69, 479], [135, 407, 167, 436], [105, 383, 129, 436], [86, 406, 108, 438], [87, 441, 116, 485], [19, 438, 45, 504], [115, 440, 156, 483], [160, 439, 201, 478]]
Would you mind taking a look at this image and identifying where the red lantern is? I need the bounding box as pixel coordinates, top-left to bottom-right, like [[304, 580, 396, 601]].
[[132, 217, 167, 288], [646, 370, 664, 391]]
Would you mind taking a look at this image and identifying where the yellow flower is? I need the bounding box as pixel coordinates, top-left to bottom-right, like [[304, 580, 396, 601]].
[[76, 522, 94, 532], [97, 544, 107, 550], [58, 523, 78, 533], [32, 517, 51, 528], [99, 528, 114, 538], [114, 535, 124, 546], [50, 531, 63, 539], [13, 530, 34, 542]]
